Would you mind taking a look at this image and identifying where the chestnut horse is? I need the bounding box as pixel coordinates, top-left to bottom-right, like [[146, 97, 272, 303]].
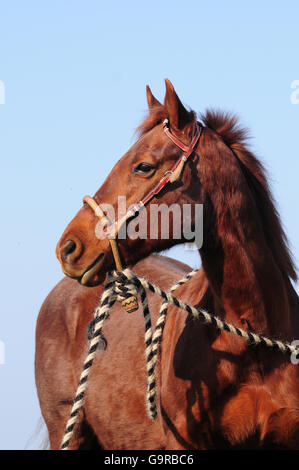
[[36, 79, 299, 449]]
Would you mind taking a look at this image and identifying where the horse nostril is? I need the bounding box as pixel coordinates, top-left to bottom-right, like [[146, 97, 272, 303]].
[[61, 239, 77, 262]]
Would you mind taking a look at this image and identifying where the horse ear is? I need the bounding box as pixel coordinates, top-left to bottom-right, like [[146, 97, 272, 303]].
[[146, 85, 162, 110], [164, 79, 193, 130]]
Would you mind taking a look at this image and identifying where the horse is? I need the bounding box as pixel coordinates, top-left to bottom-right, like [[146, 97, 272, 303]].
[[37, 79, 299, 449]]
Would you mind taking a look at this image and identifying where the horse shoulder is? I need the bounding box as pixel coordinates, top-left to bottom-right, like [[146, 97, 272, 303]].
[[35, 277, 102, 448]]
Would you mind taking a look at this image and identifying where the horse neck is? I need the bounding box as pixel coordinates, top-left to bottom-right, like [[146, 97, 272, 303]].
[[195, 131, 291, 336]]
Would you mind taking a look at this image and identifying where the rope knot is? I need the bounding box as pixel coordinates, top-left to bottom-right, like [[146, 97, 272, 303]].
[[111, 270, 140, 313]]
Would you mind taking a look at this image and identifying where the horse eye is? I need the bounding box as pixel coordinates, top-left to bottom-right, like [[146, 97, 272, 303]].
[[133, 162, 155, 174]]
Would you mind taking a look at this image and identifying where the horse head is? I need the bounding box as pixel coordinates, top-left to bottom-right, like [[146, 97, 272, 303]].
[[56, 79, 296, 338], [56, 80, 204, 286]]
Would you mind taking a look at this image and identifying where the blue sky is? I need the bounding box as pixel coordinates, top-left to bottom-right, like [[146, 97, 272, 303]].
[[0, 0, 298, 449]]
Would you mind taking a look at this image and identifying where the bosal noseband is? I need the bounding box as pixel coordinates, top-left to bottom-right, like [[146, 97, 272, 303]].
[[83, 119, 202, 311]]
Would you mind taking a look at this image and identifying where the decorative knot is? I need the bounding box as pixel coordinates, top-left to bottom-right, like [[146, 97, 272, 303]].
[[111, 270, 140, 313]]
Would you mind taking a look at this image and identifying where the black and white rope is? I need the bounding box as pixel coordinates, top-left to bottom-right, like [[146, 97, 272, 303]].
[[149, 268, 200, 408], [132, 280, 157, 418], [61, 267, 298, 450], [152, 268, 199, 354], [120, 268, 297, 354], [60, 276, 117, 450], [113, 273, 157, 417]]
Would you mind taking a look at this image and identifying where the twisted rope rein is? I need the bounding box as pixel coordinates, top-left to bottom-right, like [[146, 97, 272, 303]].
[[61, 268, 298, 450]]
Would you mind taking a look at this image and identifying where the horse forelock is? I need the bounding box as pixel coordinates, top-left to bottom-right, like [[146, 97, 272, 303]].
[[136, 104, 196, 139], [136, 105, 168, 138]]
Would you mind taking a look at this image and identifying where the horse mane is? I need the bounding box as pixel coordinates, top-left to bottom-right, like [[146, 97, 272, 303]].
[[137, 106, 297, 282], [201, 109, 297, 282]]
